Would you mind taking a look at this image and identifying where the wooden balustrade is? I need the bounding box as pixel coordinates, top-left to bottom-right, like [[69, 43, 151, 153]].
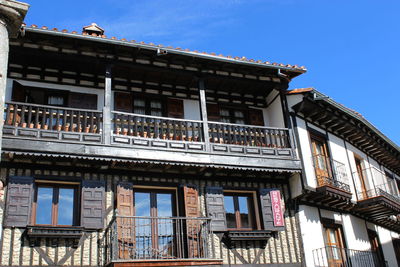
[[4, 102, 102, 134], [208, 121, 290, 148], [112, 111, 204, 142]]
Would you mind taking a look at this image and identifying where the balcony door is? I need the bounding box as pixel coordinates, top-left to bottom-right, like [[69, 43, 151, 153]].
[[355, 157, 369, 199], [133, 189, 176, 259], [324, 226, 345, 267], [311, 134, 331, 187]]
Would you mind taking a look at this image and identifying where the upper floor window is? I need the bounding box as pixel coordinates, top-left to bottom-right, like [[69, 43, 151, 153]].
[[310, 132, 332, 186], [223, 191, 257, 230], [33, 183, 79, 226]]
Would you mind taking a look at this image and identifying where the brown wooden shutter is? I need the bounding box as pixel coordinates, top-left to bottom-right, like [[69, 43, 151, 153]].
[[259, 189, 285, 231], [81, 180, 105, 229], [4, 176, 34, 227], [69, 92, 98, 110], [167, 98, 184, 118], [206, 103, 220, 121], [205, 186, 227, 232], [116, 182, 134, 259], [183, 185, 200, 258], [248, 108, 264, 126], [114, 92, 132, 112]]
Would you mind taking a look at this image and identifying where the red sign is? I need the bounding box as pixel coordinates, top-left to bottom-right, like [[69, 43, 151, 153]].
[[270, 190, 284, 227]]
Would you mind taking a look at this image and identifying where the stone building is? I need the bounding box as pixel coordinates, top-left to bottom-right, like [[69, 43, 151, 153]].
[[0, 1, 399, 267]]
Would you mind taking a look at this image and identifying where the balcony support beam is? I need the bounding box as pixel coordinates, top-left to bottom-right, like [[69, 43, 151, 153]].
[[198, 78, 210, 152]]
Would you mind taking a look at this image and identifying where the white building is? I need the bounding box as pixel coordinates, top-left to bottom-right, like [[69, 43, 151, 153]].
[[287, 88, 400, 267]]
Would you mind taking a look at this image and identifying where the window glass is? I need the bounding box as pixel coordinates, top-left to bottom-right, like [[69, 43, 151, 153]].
[[58, 188, 74, 225], [48, 96, 65, 106], [224, 195, 236, 228], [134, 192, 151, 216], [157, 193, 173, 217], [36, 187, 53, 225], [238, 196, 250, 228]]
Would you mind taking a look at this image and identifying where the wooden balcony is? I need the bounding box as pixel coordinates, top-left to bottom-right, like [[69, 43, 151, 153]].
[[104, 215, 222, 267], [301, 156, 354, 211], [2, 102, 301, 172]]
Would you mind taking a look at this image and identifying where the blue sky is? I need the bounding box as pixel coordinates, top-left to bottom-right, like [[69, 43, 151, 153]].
[[24, 0, 400, 145]]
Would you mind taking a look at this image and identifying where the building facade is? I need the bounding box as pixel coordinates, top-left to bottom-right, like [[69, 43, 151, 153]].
[[287, 89, 400, 267], [0, 1, 400, 267], [0, 19, 307, 267]]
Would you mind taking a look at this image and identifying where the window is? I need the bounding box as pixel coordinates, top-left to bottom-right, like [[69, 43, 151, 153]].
[[223, 191, 257, 230], [323, 224, 345, 266], [310, 132, 332, 187], [219, 107, 246, 124], [33, 183, 79, 226]]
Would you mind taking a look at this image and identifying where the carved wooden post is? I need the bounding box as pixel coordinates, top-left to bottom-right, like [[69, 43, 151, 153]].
[[198, 78, 210, 151], [103, 65, 112, 145]]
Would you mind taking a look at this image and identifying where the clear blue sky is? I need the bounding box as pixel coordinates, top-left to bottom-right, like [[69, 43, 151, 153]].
[[24, 0, 400, 145]]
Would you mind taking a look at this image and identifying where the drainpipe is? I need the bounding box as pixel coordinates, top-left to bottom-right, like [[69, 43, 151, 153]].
[[0, 0, 29, 242]]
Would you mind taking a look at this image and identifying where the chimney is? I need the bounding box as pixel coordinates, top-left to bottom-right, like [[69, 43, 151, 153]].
[[82, 23, 104, 37]]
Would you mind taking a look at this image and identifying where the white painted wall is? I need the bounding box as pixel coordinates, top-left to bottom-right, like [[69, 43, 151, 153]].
[[341, 214, 371, 250], [377, 226, 398, 267], [298, 205, 326, 267], [295, 117, 316, 188], [264, 90, 285, 128], [183, 99, 200, 120]]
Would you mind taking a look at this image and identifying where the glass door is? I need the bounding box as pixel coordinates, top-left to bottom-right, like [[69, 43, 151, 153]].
[[355, 157, 369, 199], [325, 226, 345, 267], [134, 190, 175, 259], [311, 135, 331, 186]]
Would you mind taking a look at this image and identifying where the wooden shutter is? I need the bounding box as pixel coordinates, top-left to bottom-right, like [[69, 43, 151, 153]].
[[205, 186, 227, 232], [114, 92, 132, 112], [167, 98, 184, 118], [259, 189, 285, 231], [4, 176, 34, 227], [116, 182, 134, 259], [183, 185, 200, 257], [206, 103, 220, 121], [69, 92, 98, 110], [81, 180, 105, 229], [248, 108, 264, 126]]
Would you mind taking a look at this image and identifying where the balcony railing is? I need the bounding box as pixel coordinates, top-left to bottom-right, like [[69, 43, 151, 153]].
[[312, 155, 351, 192], [2, 102, 296, 159], [4, 102, 102, 134], [313, 246, 386, 267], [104, 215, 214, 263], [208, 121, 290, 148], [353, 167, 400, 201], [112, 111, 204, 142]]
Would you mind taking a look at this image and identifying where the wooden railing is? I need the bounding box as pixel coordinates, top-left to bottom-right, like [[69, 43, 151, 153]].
[[104, 215, 213, 263], [4, 102, 102, 134], [208, 121, 291, 148], [112, 111, 204, 142]]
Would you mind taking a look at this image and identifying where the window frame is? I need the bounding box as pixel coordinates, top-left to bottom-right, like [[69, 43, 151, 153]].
[[31, 180, 80, 227], [223, 190, 261, 231], [132, 185, 178, 217]]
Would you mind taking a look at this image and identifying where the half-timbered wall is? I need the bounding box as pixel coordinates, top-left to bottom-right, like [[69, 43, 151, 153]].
[[0, 161, 302, 266]]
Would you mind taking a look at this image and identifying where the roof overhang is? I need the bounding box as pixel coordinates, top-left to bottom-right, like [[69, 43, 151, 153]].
[[293, 91, 400, 175]]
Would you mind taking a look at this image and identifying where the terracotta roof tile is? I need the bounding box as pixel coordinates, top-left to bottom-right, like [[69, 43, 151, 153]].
[[24, 24, 307, 72], [286, 87, 314, 94]]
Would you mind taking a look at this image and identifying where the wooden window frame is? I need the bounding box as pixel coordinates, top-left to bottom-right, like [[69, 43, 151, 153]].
[[132, 93, 166, 117], [223, 190, 261, 231], [31, 181, 80, 227]]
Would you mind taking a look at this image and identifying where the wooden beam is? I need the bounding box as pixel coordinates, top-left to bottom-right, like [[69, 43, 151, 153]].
[[103, 65, 112, 145]]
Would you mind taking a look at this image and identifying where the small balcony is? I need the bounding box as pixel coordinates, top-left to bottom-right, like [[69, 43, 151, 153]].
[[301, 155, 353, 211], [352, 167, 400, 231], [312, 246, 386, 267], [104, 215, 221, 266]]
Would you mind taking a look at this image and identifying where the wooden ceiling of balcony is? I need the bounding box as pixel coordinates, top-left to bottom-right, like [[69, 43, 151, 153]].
[[293, 96, 400, 176], [7, 31, 288, 107]]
